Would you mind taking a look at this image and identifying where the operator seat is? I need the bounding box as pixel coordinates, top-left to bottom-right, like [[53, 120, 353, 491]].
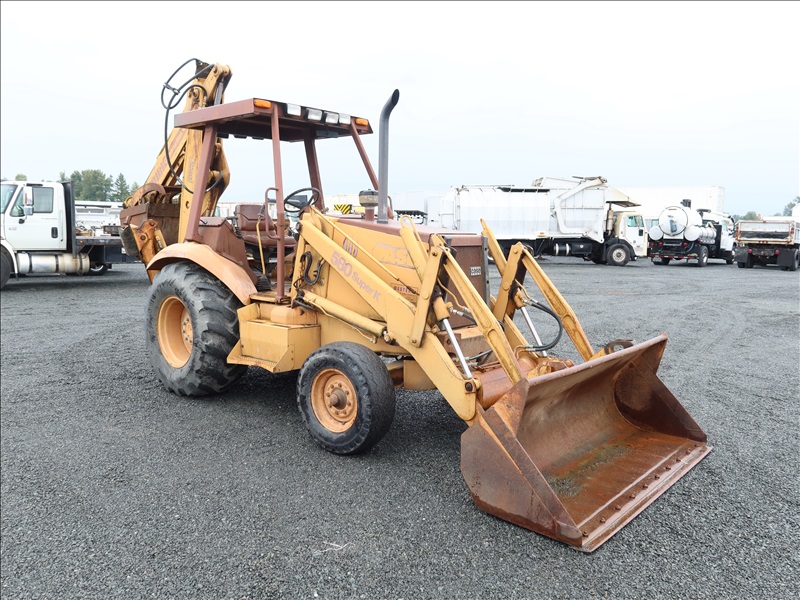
[[235, 204, 296, 249]]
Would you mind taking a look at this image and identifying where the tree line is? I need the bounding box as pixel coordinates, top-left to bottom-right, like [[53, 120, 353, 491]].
[[10, 170, 139, 203], [7, 171, 800, 218]]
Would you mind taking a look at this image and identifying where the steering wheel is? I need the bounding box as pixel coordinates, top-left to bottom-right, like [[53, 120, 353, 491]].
[[284, 187, 321, 211]]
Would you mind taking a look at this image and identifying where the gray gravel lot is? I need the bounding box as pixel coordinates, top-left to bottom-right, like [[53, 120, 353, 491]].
[[1, 257, 798, 600]]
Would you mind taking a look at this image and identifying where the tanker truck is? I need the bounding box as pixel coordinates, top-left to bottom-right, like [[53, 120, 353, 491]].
[[647, 200, 735, 266]]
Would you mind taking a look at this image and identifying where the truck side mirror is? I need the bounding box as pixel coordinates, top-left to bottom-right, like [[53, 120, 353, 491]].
[[23, 188, 34, 216]]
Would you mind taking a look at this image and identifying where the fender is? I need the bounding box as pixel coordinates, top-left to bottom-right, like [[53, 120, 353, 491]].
[[148, 242, 257, 305]]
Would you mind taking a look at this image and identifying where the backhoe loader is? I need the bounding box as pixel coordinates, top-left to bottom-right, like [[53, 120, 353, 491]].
[[121, 59, 711, 552]]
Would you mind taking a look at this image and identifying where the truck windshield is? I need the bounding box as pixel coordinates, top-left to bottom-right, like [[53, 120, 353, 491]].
[[0, 182, 20, 213]]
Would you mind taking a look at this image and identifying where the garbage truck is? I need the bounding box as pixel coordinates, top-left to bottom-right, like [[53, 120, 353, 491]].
[[120, 59, 712, 552], [405, 178, 647, 266], [647, 200, 736, 266]]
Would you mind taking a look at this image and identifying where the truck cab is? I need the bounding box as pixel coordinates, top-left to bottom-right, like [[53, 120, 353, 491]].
[[610, 209, 648, 259], [1, 180, 133, 289], [1, 181, 69, 252]]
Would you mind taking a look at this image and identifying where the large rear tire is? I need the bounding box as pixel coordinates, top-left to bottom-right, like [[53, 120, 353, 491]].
[[297, 342, 396, 455], [696, 246, 709, 267], [790, 249, 799, 272], [146, 261, 246, 396]]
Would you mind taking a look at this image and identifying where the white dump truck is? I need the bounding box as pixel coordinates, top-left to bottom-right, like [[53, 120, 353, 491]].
[[401, 176, 647, 266], [733, 207, 800, 271], [0, 180, 136, 289], [647, 201, 735, 266]]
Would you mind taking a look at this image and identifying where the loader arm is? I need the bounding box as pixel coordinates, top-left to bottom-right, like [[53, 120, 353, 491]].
[[482, 219, 595, 362]]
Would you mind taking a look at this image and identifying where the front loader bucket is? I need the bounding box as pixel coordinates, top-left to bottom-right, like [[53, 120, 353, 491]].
[[461, 334, 711, 552]]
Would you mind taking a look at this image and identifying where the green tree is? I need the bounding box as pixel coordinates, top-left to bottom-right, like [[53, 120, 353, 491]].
[[111, 173, 130, 202], [742, 211, 759, 220], [780, 197, 799, 217], [66, 169, 112, 201], [14, 173, 26, 181]]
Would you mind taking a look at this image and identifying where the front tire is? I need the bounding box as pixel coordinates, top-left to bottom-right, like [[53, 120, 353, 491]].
[[606, 244, 631, 267], [297, 342, 396, 455], [0, 251, 11, 290], [146, 262, 246, 396]]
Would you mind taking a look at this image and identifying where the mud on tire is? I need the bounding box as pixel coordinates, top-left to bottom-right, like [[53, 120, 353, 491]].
[[146, 261, 246, 396]]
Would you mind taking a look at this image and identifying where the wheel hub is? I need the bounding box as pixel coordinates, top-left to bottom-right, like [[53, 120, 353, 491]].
[[157, 295, 193, 368], [311, 369, 357, 432]]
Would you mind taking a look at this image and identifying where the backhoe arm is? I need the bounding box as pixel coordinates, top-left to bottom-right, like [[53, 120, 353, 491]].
[[121, 60, 233, 271]]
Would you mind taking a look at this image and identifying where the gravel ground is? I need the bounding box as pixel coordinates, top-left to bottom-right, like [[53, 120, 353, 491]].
[[1, 256, 798, 600]]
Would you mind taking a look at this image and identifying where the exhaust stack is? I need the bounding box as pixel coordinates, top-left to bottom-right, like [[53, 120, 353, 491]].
[[377, 90, 400, 223]]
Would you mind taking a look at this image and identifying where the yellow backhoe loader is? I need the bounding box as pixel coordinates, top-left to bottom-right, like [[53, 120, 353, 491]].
[[121, 60, 711, 552]]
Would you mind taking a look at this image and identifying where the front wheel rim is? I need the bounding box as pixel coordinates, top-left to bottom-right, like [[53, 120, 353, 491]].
[[157, 295, 193, 368], [310, 368, 358, 432]]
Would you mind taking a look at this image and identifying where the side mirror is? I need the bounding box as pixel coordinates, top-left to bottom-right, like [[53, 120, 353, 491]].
[[23, 188, 34, 216]]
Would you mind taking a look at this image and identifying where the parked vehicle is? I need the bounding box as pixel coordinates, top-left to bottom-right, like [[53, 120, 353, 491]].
[[0, 180, 135, 289], [647, 200, 735, 266], [734, 208, 800, 270], [399, 177, 647, 266]]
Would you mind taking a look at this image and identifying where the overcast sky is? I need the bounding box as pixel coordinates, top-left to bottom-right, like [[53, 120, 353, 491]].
[[2, 1, 797, 217]]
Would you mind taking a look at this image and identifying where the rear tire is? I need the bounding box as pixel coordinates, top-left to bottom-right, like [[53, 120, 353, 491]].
[[146, 261, 246, 396], [297, 342, 396, 455], [696, 246, 709, 267], [0, 251, 11, 290], [790, 249, 799, 272], [606, 244, 631, 267], [88, 263, 109, 276], [653, 257, 671, 266]]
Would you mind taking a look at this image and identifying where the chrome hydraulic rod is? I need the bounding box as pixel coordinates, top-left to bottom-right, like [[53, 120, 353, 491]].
[[521, 306, 548, 356], [440, 317, 473, 378]]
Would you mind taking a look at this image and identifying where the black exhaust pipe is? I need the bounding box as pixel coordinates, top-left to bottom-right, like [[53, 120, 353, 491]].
[[378, 89, 400, 224]]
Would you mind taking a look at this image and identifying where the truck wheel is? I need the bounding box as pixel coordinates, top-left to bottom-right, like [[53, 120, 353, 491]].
[[653, 257, 671, 266], [88, 263, 109, 276], [0, 251, 11, 290], [606, 244, 630, 267], [146, 261, 246, 396], [696, 246, 709, 267], [297, 342, 396, 455], [790, 249, 799, 272], [745, 255, 754, 269], [737, 262, 746, 269]]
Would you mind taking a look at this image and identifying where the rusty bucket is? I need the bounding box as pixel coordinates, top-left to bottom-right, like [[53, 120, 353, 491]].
[[461, 334, 711, 552]]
